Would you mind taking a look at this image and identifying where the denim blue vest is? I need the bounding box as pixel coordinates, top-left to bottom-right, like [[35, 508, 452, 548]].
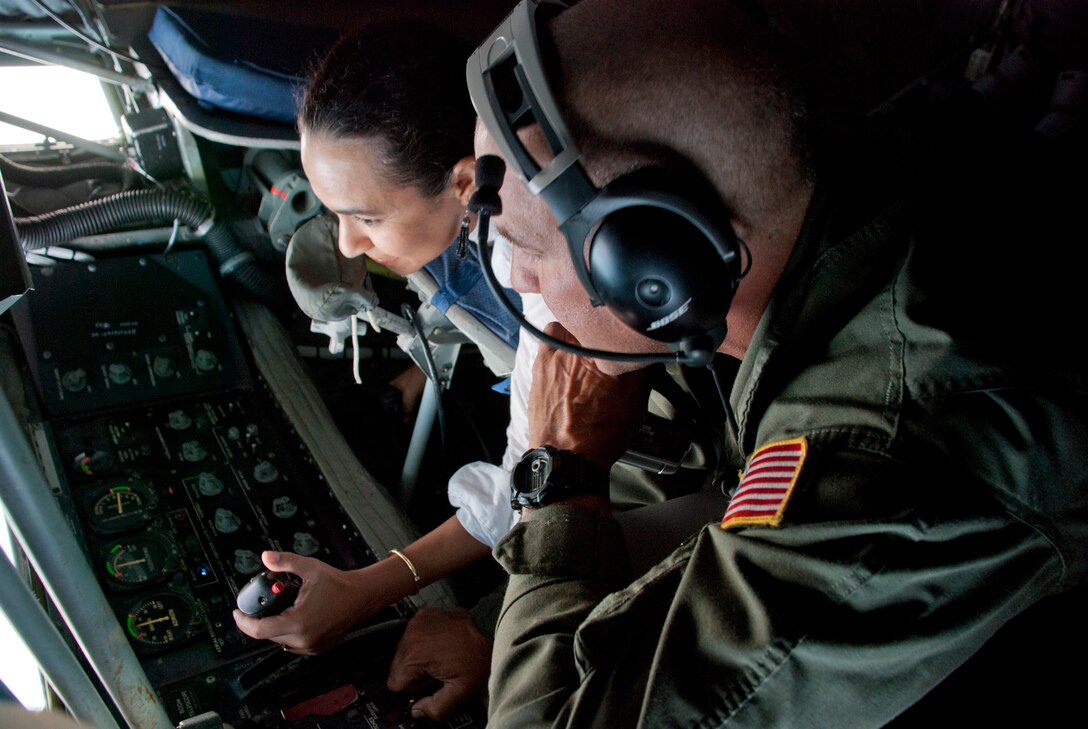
[[422, 241, 522, 352]]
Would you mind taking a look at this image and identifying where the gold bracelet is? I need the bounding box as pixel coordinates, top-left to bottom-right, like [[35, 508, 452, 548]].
[[388, 549, 421, 594]]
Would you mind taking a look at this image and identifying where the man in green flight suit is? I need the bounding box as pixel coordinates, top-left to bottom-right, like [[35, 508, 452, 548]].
[[465, 0, 1088, 726]]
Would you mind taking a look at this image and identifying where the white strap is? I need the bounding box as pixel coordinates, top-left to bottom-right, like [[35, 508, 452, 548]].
[[350, 316, 362, 385]]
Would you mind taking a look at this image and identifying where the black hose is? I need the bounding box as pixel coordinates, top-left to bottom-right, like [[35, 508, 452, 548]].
[[0, 153, 127, 186], [16, 189, 210, 248], [14, 189, 289, 306], [201, 222, 290, 305]]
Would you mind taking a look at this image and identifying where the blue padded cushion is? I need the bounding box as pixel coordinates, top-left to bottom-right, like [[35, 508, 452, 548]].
[[147, 5, 340, 124], [423, 242, 523, 352]]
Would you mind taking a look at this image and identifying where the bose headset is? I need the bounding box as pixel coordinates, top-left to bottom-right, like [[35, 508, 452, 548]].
[[465, 0, 750, 368]]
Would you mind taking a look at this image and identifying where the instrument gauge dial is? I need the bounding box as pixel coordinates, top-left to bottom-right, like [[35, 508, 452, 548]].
[[85, 481, 158, 534], [124, 590, 202, 650], [102, 533, 179, 588]]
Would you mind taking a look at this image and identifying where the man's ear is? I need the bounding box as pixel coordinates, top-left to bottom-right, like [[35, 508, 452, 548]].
[[451, 155, 477, 205]]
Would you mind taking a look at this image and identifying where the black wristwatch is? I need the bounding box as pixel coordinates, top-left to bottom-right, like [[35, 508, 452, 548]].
[[510, 445, 609, 511]]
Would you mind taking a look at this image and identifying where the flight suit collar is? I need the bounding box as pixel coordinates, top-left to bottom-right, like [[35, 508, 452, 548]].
[[731, 182, 908, 455]]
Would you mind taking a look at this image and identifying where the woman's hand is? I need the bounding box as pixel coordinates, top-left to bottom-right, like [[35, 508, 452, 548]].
[[232, 550, 404, 655], [388, 364, 428, 423]]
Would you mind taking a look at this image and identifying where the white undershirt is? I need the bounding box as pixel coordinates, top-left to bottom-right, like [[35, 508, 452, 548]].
[[446, 232, 555, 547]]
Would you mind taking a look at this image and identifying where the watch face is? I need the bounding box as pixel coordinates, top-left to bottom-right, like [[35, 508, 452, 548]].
[[528, 454, 552, 493]]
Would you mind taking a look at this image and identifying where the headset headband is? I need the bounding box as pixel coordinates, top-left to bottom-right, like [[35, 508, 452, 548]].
[[466, 1, 590, 211], [467, 0, 633, 305]]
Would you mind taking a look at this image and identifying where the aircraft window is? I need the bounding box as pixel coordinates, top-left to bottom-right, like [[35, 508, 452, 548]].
[[0, 65, 118, 147], [0, 511, 47, 710]]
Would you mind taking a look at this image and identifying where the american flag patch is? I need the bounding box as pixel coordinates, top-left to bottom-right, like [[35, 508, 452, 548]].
[[720, 437, 807, 530]]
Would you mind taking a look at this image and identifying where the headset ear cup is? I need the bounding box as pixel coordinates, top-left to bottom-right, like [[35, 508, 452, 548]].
[[588, 206, 737, 344]]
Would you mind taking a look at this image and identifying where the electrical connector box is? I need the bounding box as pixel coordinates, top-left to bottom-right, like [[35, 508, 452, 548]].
[[121, 107, 183, 180]]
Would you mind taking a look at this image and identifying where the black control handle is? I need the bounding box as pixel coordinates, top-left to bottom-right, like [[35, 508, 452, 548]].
[[236, 570, 301, 618]]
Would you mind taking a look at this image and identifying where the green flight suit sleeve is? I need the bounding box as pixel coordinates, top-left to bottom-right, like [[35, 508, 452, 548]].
[[489, 505, 631, 727], [489, 462, 1063, 728]]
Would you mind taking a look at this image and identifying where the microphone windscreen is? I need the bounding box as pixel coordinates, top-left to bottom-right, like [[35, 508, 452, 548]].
[[469, 155, 506, 215], [475, 155, 506, 191]]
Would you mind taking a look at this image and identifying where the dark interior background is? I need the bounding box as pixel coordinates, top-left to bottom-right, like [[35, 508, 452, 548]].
[[2, 0, 1086, 725]]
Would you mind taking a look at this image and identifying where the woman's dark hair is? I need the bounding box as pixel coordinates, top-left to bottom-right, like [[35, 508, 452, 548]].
[[298, 20, 475, 197]]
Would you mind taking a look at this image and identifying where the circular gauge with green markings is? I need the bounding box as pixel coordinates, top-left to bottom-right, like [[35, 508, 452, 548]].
[[102, 533, 179, 588], [124, 590, 202, 650], [85, 481, 158, 534]]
